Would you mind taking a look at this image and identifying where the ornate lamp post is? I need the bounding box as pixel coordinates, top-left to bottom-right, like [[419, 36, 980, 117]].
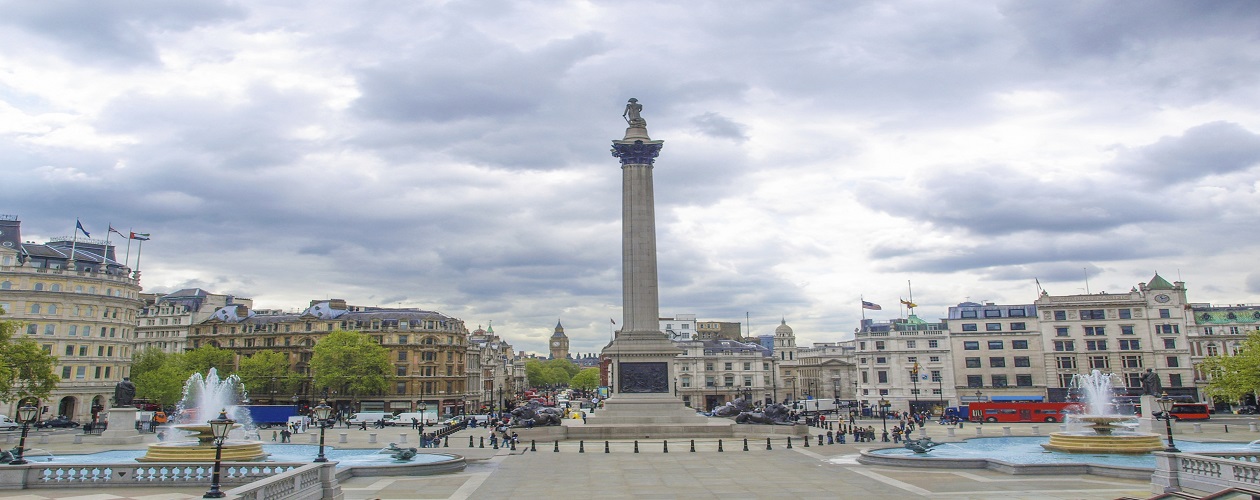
[[203, 409, 235, 499], [878, 399, 890, 442], [418, 402, 428, 427], [8, 403, 39, 466], [1156, 392, 1181, 453], [313, 400, 332, 462], [909, 364, 920, 414]]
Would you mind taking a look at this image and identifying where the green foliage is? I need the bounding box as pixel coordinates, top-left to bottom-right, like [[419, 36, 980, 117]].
[[544, 358, 580, 377], [570, 367, 600, 392], [237, 350, 300, 396], [525, 359, 546, 387], [131, 348, 189, 406], [1201, 330, 1260, 403], [0, 307, 59, 403], [544, 366, 571, 386], [181, 345, 236, 374], [310, 330, 391, 397]]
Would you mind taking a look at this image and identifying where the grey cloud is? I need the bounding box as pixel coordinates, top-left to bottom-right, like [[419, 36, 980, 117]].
[[1246, 273, 1260, 295], [0, 0, 244, 65], [871, 235, 1158, 274], [690, 112, 747, 142], [1112, 121, 1260, 185]]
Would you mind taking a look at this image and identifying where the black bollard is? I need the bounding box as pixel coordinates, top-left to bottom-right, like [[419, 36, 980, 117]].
[[510, 439, 516, 451], [743, 438, 749, 451], [766, 437, 772, 450], [469, 435, 474, 447], [554, 440, 559, 452], [579, 440, 585, 453], [787, 437, 793, 449], [1225, 425, 1229, 433], [663, 440, 668, 453], [444, 436, 449, 447], [531, 440, 536, 452], [718, 439, 724, 452], [479, 436, 485, 448], [493, 439, 499, 450], [804, 434, 810, 447], [819, 434, 824, 446], [690, 439, 695, 452], [605, 440, 610, 453], [634, 440, 639, 453]]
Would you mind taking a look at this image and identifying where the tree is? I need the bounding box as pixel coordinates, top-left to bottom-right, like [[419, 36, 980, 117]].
[[545, 358, 580, 378], [181, 345, 236, 375], [570, 367, 600, 392], [1201, 330, 1260, 404], [131, 348, 189, 406], [0, 307, 59, 403], [310, 330, 390, 399], [237, 350, 300, 398], [525, 359, 546, 387], [544, 366, 571, 386]]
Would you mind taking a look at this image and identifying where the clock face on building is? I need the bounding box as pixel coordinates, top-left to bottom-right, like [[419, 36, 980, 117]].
[[552, 341, 560, 346], [1154, 294, 1171, 303]]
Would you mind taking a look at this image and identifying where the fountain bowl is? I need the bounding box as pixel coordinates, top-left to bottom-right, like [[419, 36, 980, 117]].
[[1040, 415, 1162, 453]]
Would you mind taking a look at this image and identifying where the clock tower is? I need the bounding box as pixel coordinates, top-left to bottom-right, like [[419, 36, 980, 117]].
[[550, 320, 570, 360]]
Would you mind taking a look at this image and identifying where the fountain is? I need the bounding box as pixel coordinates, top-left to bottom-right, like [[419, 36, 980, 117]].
[[138, 369, 269, 462], [1040, 370, 1163, 453]]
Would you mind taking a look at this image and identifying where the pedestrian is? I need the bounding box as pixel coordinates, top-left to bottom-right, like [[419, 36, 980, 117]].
[[581, 412, 587, 424], [412, 417, 419, 430], [272, 430, 278, 442]]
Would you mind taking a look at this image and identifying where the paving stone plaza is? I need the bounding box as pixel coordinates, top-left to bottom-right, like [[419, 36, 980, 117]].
[[6, 417, 1256, 499]]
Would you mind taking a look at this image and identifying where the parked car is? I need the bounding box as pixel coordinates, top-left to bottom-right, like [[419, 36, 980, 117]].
[[34, 417, 80, 429], [1237, 406, 1258, 415]]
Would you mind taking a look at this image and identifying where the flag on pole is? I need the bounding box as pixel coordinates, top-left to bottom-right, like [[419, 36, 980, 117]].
[[109, 225, 125, 237], [861, 300, 882, 310], [75, 219, 91, 237], [610, 318, 616, 325], [129, 232, 151, 241], [900, 298, 918, 308]]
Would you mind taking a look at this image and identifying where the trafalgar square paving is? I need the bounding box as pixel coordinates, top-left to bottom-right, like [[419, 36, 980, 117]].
[[7, 417, 1253, 499]]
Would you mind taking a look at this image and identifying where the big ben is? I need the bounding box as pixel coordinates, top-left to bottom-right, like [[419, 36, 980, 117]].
[[550, 320, 570, 360]]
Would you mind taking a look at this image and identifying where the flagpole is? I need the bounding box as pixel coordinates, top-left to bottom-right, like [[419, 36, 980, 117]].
[[69, 219, 79, 271], [860, 295, 866, 321], [125, 228, 133, 270], [103, 222, 111, 264], [907, 280, 915, 315], [135, 239, 144, 273]]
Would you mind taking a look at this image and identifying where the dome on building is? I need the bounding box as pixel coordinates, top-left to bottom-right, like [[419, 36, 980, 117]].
[[210, 304, 254, 323], [303, 301, 349, 319], [774, 318, 793, 336]]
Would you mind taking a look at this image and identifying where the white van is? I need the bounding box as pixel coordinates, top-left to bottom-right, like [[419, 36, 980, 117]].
[[348, 411, 391, 425], [0, 415, 17, 431], [391, 410, 438, 426]]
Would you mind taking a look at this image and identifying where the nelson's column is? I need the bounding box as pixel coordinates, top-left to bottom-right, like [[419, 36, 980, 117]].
[[588, 99, 717, 435]]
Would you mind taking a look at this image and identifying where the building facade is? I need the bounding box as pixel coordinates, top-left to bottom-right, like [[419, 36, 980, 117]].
[[947, 302, 1044, 405], [0, 215, 143, 422], [189, 299, 472, 416], [673, 338, 772, 411], [855, 315, 951, 414], [1187, 303, 1260, 410], [137, 289, 247, 353]]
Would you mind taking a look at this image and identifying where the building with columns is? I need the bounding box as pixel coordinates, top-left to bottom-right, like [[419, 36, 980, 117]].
[[137, 289, 247, 353], [1187, 303, 1260, 410], [0, 215, 143, 423]]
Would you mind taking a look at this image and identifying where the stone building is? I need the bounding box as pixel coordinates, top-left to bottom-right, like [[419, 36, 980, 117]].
[[695, 320, 742, 341], [548, 320, 569, 360], [1032, 274, 1195, 402], [188, 299, 472, 416], [1187, 303, 1260, 410], [794, 341, 859, 404], [0, 215, 143, 422], [137, 288, 247, 353], [468, 324, 516, 413], [855, 314, 951, 414], [673, 338, 772, 411], [947, 302, 1042, 406]]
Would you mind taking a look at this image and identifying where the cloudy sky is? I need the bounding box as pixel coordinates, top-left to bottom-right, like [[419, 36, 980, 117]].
[[4, 1, 1259, 355]]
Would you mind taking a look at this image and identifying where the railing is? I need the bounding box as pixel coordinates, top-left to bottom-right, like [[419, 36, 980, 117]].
[[227, 463, 335, 500], [24, 462, 303, 488], [1153, 451, 1260, 494]]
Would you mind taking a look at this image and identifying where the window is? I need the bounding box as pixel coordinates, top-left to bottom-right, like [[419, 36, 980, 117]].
[[991, 375, 1008, 387], [985, 309, 1002, 318], [743, 362, 751, 370], [1156, 324, 1180, 334], [931, 370, 942, 382], [1014, 356, 1031, 367], [1086, 340, 1108, 351], [1054, 340, 1075, 352], [987, 340, 1003, 350], [75, 366, 86, 379], [1080, 309, 1105, 320], [1008, 308, 1027, 317], [724, 362, 732, 370], [64, 345, 74, 356], [705, 377, 716, 387], [961, 310, 978, 318], [61, 366, 71, 379], [929, 356, 940, 362], [1089, 355, 1109, 369], [1159, 309, 1171, 319], [1010, 322, 1026, 331], [1166, 356, 1179, 368], [967, 375, 983, 388], [963, 341, 979, 350], [1169, 374, 1182, 387], [1054, 311, 1067, 320], [724, 375, 735, 387], [1012, 340, 1029, 349], [907, 356, 917, 363], [1057, 373, 1075, 387], [875, 341, 885, 350], [1125, 372, 1142, 388], [30, 304, 40, 314], [1119, 339, 1140, 350], [877, 371, 888, 383], [1119, 309, 1132, 319], [928, 340, 939, 348], [1163, 338, 1176, 349], [705, 362, 714, 371], [989, 357, 1006, 368], [1084, 326, 1105, 336], [1016, 374, 1033, 387], [962, 323, 978, 332], [965, 357, 981, 368], [875, 357, 887, 364], [743, 376, 752, 387], [1121, 325, 1135, 335], [986, 323, 1002, 331], [680, 377, 691, 388], [44, 324, 55, 335], [1055, 327, 1069, 337], [906, 340, 916, 348], [1121, 355, 1142, 368]]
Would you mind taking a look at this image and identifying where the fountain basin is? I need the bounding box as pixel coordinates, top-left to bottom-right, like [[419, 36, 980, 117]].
[[138, 440, 269, 462], [1041, 432, 1164, 453]]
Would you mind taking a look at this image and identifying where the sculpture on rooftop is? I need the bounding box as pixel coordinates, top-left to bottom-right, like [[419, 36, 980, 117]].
[[623, 98, 646, 127]]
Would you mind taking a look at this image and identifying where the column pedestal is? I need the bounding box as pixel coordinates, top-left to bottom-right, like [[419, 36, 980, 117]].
[[99, 407, 144, 444]]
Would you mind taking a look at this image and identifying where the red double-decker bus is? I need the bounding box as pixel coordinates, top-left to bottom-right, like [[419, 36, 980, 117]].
[[968, 401, 1082, 423]]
